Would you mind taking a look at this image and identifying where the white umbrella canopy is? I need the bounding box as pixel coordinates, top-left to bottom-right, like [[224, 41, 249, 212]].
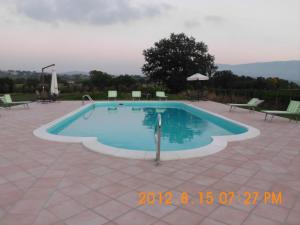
[[187, 73, 209, 100], [187, 73, 209, 81], [50, 69, 59, 95]]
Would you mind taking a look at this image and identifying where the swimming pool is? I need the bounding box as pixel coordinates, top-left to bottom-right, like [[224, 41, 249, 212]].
[[34, 102, 259, 160]]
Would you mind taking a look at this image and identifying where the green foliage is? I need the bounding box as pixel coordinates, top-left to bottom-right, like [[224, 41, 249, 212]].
[[142, 33, 217, 93], [89, 70, 146, 92], [113, 75, 138, 91], [90, 70, 112, 90], [0, 77, 14, 93], [209, 70, 298, 90]]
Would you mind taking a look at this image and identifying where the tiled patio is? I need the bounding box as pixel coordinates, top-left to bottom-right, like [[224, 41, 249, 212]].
[[0, 101, 299, 225]]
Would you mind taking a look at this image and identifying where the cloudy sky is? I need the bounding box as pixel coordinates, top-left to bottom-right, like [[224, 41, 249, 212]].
[[0, 0, 300, 74]]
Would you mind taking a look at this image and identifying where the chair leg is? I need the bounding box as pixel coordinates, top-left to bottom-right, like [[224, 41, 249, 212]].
[[264, 113, 268, 121]]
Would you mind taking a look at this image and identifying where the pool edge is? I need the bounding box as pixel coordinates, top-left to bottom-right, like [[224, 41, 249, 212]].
[[33, 101, 260, 161]]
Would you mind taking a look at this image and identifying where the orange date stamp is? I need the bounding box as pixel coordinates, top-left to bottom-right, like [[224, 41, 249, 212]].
[[138, 191, 282, 206]]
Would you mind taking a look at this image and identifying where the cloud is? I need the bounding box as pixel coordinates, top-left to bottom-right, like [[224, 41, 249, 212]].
[[15, 0, 171, 25], [184, 20, 201, 28], [204, 15, 225, 23], [184, 15, 226, 29]]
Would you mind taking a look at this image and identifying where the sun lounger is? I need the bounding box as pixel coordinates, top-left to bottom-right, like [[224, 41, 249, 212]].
[[132, 91, 141, 100], [229, 98, 264, 112], [263, 100, 300, 121], [0, 94, 30, 108], [156, 91, 167, 100], [108, 90, 117, 100]]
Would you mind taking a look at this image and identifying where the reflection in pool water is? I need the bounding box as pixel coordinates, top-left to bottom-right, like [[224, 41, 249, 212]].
[[142, 108, 208, 145]]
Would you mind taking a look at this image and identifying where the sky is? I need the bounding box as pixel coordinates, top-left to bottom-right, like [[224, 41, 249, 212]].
[[0, 0, 300, 74]]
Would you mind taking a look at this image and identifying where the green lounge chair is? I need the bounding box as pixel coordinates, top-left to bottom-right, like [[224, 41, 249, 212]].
[[132, 91, 141, 100], [156, 91, 167, 100], [263, 100, 300, 121], [108, 90, 117, 100], [229, 98, 264, 112], [0, 94, 30, 108]]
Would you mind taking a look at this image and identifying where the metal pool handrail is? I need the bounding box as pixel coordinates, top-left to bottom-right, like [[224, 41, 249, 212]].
[[155, 113, 162, 165], [82, 95, 94, 105]]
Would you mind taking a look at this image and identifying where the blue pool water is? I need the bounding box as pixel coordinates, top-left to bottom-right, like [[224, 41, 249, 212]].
[[48, 102, 247, 151]]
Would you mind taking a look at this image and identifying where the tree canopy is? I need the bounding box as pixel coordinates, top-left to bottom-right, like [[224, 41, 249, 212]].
[[142, 33, 217, 92], [210, 70, 299, 89]]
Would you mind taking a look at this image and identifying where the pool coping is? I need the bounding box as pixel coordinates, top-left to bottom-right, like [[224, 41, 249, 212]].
[[33, 101, 260, 160]]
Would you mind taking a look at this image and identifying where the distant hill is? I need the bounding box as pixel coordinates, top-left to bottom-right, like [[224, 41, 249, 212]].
[[62, 71, 89, 76], [217, 60, 300, 83]]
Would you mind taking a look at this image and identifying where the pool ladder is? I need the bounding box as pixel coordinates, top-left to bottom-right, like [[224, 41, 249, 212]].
[[154, 114, 162, 165], [82, 95, 94, 105]]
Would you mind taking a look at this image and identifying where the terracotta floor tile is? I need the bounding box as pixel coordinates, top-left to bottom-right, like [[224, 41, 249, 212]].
[[0, 213, 36, 225], [213, 164, 235, 173], [192, 175, 218, 186], [74, 190, 110, 208], [212, 180, 241, 192], [201, 168, 228, 179], [200, 218, 227, 225], [176, 182, 206, 196], [242, 214, 282, 225], [252, 203, 289, 223], [232, 168, 258, 177], [33, 209, 60, 225], [181, 202, 219, 216], [47, 200, 86, 220], [152, 221, 171, 225], [153, 176, 183, 188], [136, 183, 169, 193], [209, 206, 248, 225], [138, 204, 177, 218], [245, 178, 273, 191], [100, 171, 131, 183], [121, 166, 145, 175], [10, 199, 45, 214], [114, 209, 156, 225], [89, 167, 115, 177], [94, 200, 131, 220], [98, 183, 131, 198], [293, 196, 300, 212], [162, 208, 204, 225], [118, 177, 146, 189], [44, 191, 71, 208], [222, 173, 250, 185], [103, 222, 117, 225], [64, 210, 108, 225], [285, 210, 300, 225], [116, 191, 140, 207], [170, 171, 197, 181], [84, 177, 113, 190], [60, 183, 91, 198]]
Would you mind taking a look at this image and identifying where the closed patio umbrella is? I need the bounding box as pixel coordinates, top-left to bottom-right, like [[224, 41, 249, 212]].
[[187, 73, 209, 100], [50, 69, 59, 96]]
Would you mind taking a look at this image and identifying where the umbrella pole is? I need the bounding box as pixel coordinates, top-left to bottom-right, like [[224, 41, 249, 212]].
[[198, 81, 201, 101]]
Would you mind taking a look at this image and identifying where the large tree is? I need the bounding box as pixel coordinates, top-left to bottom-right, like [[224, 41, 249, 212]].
[[142, 33, 217, 92], [89, 70, 112, 90]]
